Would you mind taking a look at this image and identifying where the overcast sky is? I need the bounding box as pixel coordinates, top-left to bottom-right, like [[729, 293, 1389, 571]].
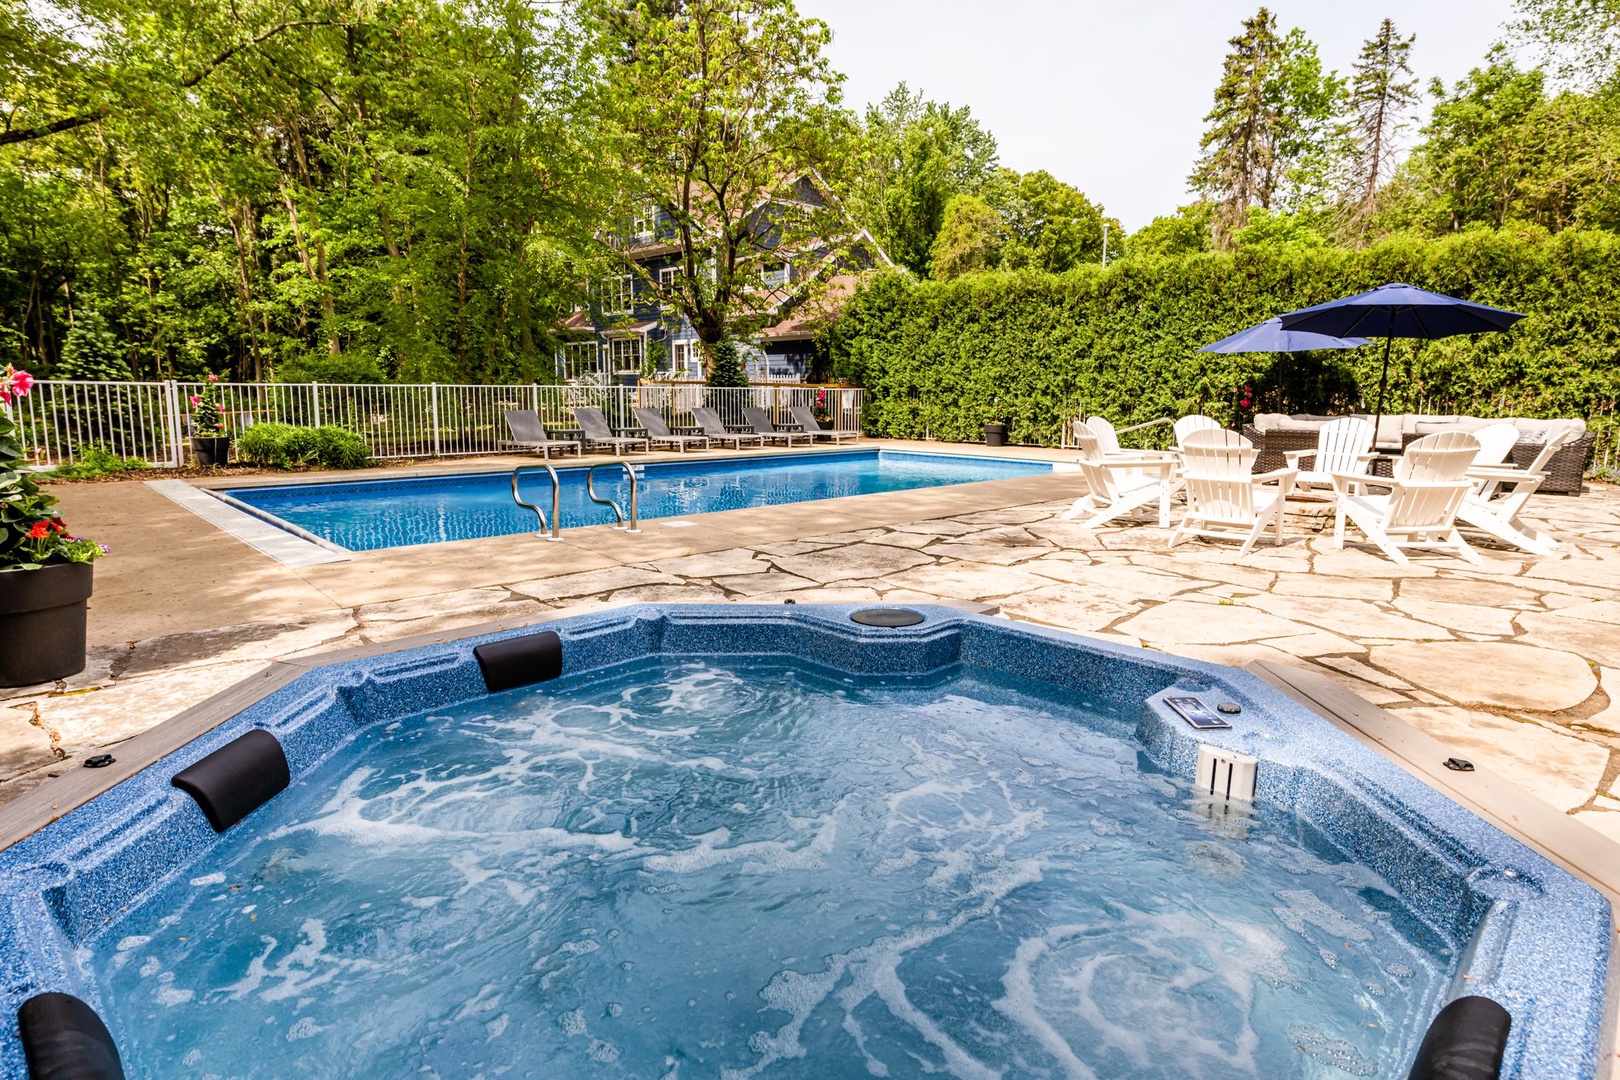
[[798, 0, 1521, 231]]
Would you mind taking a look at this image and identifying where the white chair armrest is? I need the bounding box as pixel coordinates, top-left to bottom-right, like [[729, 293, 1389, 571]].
[[1283, 449, 1316, 468]]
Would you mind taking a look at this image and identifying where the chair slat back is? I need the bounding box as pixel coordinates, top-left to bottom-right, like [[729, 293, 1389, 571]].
[[1387, 482, 1472, 530], [742, 407, 779, 434], [1173, 414, 1223, 449], [1072, 428, 1123, 501], [1520, 427, 1573, 475], [788, 405, 827, 433], [634, 408, 674, 437], [691, 407, 729, 436], [1315, 417, 1374, 473], [1180, 428, 1255, 476], [1397, 431, 1479, 483], [1183, 472, 1258, 522], [1085, 416, 1123, 455], [574, 407, 614, 439], [1469, 423, 1519, 467], [505, 409, 547, 442]]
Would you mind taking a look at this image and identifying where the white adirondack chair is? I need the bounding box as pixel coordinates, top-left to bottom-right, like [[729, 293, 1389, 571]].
[[1330, 430, 1483, 565], [1455, 428, 1572, 556], [1170, 429, 1298, 557], [1173, 414, 1223, 450], [1463, 422, 1522, 500], [1282, 417, 1375, 496], [1084, 416, 1127, 456], [1061, 422, 1180, 529]]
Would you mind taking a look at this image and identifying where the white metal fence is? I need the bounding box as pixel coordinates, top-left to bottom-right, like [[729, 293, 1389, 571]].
[[12, 380, 866, 468]]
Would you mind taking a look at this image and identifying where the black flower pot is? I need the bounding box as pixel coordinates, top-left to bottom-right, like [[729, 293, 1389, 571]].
[[983, 421, 1008, 447], [191, 435, 231, 466], [0, 562, 93, 687]]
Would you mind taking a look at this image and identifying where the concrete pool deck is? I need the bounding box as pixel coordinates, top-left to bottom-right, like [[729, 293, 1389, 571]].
[[1, 438, 1617, 824], [4, 439, 1618, 832]]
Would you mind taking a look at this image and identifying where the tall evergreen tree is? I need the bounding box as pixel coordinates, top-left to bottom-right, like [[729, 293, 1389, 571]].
[[1190, 9, 1343, 244], [1189, 8, 1284, 244], [1342, 19, 1418, 227]]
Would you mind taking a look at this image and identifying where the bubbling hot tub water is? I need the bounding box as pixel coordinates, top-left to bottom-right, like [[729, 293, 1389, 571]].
[[92, 657, 1449, 1078]]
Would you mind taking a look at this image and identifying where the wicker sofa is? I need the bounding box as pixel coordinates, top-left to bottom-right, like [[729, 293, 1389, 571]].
[[1244, 413, 1594, 494]]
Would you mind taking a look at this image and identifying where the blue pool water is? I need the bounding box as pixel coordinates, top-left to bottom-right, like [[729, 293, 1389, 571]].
[[90, 656, 1448, 1078], [223, 450, 1051, 551]]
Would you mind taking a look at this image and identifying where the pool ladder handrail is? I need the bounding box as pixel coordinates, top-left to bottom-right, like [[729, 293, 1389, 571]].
[[511, 464, 563, 542], [587, 461, 641, 534]]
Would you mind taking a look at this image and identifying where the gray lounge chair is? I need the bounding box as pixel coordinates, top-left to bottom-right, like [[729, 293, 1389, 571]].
[[634, 408, 710, 453], [787, 404, 859, 444], [742, 407, 813, 447], [502, 410, 581, 459], [691, 407, 764, 448], [575, 407, 649, 454]]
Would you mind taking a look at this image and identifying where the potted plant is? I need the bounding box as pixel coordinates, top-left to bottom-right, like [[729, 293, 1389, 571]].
[[189, 374, 230, 465], [1, 365, 108, 686]]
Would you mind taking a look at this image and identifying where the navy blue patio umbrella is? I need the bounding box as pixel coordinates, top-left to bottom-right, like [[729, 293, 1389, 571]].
[[1199, 317, 1369, 355], [1198, 318, 1368, 426], [1276, 282, 1526, 433]]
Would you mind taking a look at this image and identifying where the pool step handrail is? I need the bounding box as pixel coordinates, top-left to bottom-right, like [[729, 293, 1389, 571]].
[[586, 462, 641, 534], [511, 464, 563, 541]]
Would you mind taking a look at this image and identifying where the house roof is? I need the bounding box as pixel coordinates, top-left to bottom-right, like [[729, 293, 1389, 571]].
[[757, 273, 862, 342]]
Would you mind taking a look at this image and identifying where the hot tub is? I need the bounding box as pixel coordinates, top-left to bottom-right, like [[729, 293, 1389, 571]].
[[0, 605, 1608, 1078]]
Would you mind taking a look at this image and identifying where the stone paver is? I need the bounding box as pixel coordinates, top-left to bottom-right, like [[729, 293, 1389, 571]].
[[1371, 641, 1598, 712], [1396, 706, 1611, 812], [6, 456, 1620, 858]]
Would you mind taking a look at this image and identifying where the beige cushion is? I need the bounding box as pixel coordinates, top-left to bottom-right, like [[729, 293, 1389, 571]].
[[1252, 413, 1290, 431]]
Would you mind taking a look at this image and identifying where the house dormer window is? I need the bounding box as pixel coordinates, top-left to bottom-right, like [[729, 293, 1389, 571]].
[[761, 262, 791, 287], [630, 206, 653, 242]]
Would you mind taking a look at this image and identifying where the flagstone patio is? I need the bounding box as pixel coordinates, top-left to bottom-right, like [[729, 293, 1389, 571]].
[[4, 447, 1619, 855]]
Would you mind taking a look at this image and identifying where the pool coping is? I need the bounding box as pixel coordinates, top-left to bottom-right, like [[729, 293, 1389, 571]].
[[163, 444, 1070, 566], [1, 603, 1612, 1077]]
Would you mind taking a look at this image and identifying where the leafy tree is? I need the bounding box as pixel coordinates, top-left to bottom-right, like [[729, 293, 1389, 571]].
[[1515, 0, 1620, 88], [853, 83, 999, 275], [1231, 206, 1329, 249], [981, 169, 1121, 272], [583, 0, 856, 376], [1127, 205, 1214, 257], [930, 194, 1002, 279], [1392, 49, 1620, 234], [1341, 19, 1418, 230]]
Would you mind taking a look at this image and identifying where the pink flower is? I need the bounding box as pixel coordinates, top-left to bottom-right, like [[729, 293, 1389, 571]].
[[207, 373, 218, 383], [190, 395, 202, 406], [9, 369, 33, 397]]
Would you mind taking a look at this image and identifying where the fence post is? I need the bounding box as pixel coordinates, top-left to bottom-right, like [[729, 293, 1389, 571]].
[[163, 380, 185, 467], [431, 383, 442, 457], [310, 381, 322, 427]]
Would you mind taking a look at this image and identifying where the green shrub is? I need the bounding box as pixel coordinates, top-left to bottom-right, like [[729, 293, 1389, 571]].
[[235, 423, 372, 469], [49, 445, 150, 480], [826, 228, 1620, 449]]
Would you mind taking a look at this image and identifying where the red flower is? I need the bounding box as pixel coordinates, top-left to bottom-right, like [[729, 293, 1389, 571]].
[[190, 395, 202, 406], [28, 521, 51, 540]]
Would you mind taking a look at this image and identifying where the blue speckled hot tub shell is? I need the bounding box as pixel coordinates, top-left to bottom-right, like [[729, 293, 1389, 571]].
[[0, 605, 1608, 1079]]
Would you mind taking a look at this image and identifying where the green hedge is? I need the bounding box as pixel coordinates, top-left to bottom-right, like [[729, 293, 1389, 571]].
[[235, 424, 373, 470], [826, 229, 1620, 450]]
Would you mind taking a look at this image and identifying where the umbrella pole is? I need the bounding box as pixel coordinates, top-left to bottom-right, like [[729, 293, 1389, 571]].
[[1372, 335, 1393, 439]]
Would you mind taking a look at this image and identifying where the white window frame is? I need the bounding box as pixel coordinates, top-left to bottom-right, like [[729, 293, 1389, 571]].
[[608, 335, 644, 371], [761, 262, 791, 288], [658, 265, 679, 293], [600, 275, 634, 315]]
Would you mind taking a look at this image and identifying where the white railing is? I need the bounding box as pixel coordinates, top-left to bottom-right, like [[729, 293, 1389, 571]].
[[14, 380, 866, 467]]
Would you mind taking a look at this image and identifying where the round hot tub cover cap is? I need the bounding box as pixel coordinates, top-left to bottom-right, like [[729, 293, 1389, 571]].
[[850, 608, 926, 628]]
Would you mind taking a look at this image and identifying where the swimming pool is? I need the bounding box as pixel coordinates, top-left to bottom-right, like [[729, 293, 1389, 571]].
[[222, 449, 1053, 551], [0, 606, 1607, 1078]]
